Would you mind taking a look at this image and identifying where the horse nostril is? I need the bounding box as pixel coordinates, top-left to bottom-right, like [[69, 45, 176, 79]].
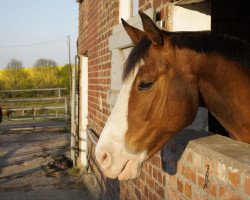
[[98, 151, 111, 167]]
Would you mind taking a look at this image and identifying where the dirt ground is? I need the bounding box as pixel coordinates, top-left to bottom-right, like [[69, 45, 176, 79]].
[[0, 121, 94, 200]]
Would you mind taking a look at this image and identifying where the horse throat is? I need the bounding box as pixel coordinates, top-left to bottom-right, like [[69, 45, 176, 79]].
[[196, 55, 250, 143]]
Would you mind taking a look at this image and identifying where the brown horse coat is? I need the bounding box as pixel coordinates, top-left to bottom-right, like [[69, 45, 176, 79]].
[[95, 12, 250, 180]]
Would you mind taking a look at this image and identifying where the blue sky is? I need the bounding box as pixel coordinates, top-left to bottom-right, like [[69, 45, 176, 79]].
[[0, 0, 78, 68]]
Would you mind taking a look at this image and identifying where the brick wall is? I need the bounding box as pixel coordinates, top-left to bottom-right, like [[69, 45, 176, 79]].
[[77, 1, 250, 199], [78, 0, 119, 134], [78, 0, 120, 198], [118, 134, 250, 200], [87, 132, 250, 200]]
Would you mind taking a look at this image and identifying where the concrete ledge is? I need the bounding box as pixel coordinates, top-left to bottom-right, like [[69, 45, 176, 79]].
[[163, 134, 250, 199], [189, 134, 250, 169]]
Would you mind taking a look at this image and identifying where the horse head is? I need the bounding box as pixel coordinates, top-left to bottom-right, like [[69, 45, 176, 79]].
[[95, 12, 200, 180]]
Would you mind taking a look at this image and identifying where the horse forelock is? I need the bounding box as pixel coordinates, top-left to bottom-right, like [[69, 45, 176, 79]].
[[123, 36, 151, 82]]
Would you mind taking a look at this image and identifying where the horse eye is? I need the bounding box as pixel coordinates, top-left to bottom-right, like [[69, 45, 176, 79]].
[[138, 81, 154, 91]]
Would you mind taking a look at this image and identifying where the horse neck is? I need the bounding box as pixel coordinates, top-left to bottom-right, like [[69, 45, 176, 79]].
[[193, 53, 250, 142]]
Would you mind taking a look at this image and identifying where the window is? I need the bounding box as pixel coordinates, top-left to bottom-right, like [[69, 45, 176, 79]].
[[132, 0, 139, 17], [119, 0, 139, 21], [108, 8, 155, 109]]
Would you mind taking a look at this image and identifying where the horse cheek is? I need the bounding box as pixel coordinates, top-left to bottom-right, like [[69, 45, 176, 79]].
[[165, 77, 199, 131]]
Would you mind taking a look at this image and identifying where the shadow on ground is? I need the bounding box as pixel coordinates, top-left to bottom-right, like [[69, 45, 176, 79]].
[[0, 121, 92, 200]]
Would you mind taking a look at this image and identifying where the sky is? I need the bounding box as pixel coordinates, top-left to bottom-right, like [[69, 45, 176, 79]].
[[0, 0, 78, 68]]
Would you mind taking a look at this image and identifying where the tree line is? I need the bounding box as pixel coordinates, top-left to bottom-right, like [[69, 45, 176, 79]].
[[0, 58, 70, 98]]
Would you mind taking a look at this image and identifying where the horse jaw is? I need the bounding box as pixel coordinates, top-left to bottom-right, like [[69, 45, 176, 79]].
[[95, 66, 147, 180]]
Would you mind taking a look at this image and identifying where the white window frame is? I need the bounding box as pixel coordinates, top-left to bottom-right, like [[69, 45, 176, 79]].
[[108, 8, 156, 109], [119, 0, 139, 21]]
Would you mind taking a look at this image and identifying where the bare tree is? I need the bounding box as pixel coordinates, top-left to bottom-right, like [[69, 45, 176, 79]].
[[34, 58, 57, 67]]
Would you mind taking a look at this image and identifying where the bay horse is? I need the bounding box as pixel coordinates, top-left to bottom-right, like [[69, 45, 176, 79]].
[[95, 12, 250, 181]]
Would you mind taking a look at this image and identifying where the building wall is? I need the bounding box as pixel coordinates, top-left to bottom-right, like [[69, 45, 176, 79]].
[[78, 1, 120, 198], [118, 134, 250, 200], [78, 0, 119, 134], [77, 0, 250, 199]]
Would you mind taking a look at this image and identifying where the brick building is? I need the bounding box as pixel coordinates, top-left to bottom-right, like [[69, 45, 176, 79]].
[[73, 0, 250, 199]]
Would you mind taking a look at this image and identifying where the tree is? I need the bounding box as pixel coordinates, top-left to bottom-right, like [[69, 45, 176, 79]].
[[2, 59, 29, 90], [32, 58, 60, 88], [34, 58, 57, 67], [58, 64, 71, 94]]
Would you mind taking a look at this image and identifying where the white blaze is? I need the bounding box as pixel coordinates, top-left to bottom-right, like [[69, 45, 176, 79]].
[[95, 66, 147, 180]]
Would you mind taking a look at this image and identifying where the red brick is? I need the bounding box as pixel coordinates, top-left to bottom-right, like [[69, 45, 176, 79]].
[[148, 191, 153, 200], [219, 186, 243, 200], [206, 181, 217, 197], [153, 167, 158, 179], [140, 181, 145, 193], [197, 174, 205, 188], [135, 187, 141, 199], [144, 185, 149, 197], [169, 189, 182, 200], [150, 155, 161, 167], [169, 175, 177, 189], [157, 171, 163, 185], [155, 182, 165, 198], [141, 171, 146, 181], [134, 178, 140, 188], [228, 168, 240, 187], [148, 164, 153, 176], [193, 189, 209, 200], [181, 165, 196, 183], [176, 162, 183, 172], [186, 149, 193, 163], [146, 175, 154, 189], [184, 182, 192, 199], [244, 175, 250, 196], [177, 178, 184, 193], [152, 193, 158, 200], [163, 174, 166, 186]]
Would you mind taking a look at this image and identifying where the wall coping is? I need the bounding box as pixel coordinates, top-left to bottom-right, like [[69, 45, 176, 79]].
[[188, 134, 250, 171]]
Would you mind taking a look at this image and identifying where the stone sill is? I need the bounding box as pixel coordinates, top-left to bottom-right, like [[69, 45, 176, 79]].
[[189, 134, 250, 170]]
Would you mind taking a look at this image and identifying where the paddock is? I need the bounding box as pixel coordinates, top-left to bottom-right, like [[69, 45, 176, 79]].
[[0, 88, 69, 123]]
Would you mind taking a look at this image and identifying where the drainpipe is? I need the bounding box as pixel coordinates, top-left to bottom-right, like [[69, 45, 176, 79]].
[[70, 56, 77, 166], [75, 55, 80, 158]]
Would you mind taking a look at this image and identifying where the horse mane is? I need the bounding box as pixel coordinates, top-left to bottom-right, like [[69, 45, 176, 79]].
[[170, 31, 250, 68], [123, 31, 250, 81]]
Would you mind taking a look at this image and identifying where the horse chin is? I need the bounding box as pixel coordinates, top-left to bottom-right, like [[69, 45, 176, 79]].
[[118, 160, 141, 181], [101, 159, 142, 181]]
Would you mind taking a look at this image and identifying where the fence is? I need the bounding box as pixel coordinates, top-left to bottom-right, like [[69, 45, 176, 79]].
[[0, 88, 69, 122]]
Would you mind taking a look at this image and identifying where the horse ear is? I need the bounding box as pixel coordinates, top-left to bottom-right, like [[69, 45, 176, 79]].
[[122, 19, 145, 44], [139, 11, 163, 46]]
